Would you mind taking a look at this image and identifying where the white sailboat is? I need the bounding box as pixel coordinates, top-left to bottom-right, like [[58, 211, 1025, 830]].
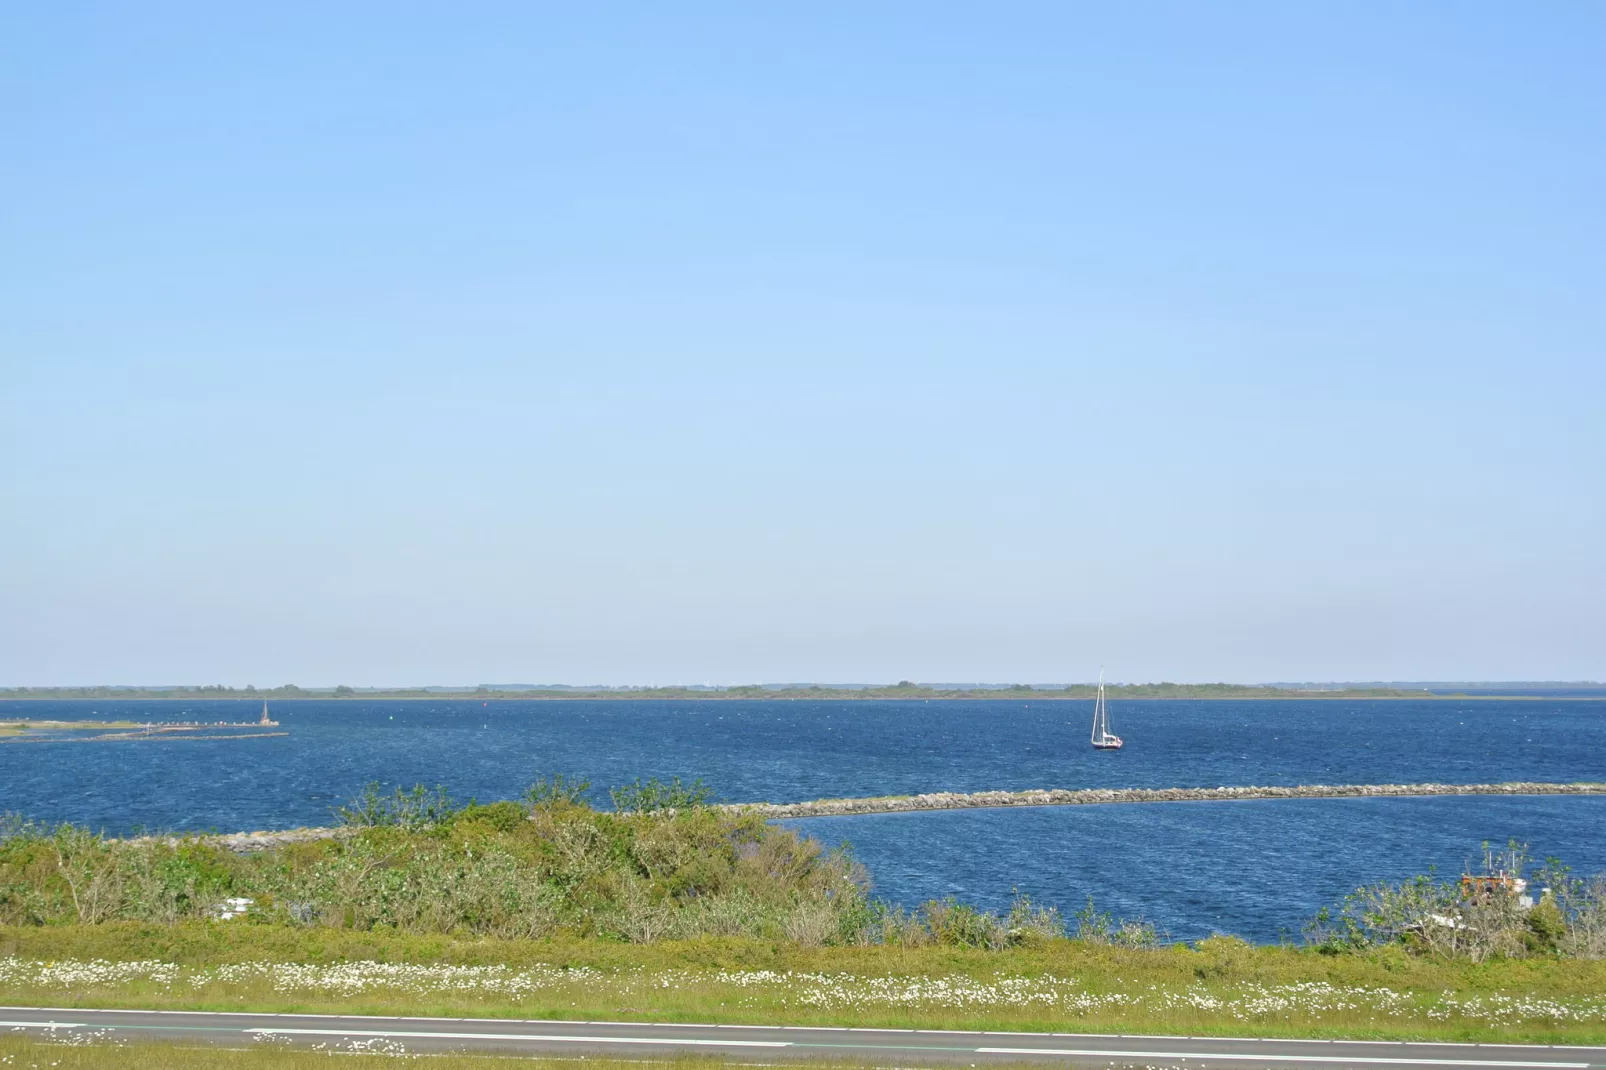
[[1090, 670, 1123, 750]]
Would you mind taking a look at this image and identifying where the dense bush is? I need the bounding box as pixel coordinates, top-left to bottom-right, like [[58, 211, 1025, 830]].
[[608, 777, 712, 813], [1305, 842, 1606, 961], [1071, 895, 1163, 948], [0, 781, 1149, 949], [333, 784, 456, 830], [1549, 870, 1606, 958], [0, 782, 870, 943]]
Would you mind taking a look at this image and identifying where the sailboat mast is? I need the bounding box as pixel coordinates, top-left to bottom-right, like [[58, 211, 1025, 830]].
[[1091, 669, 1104, 743], [1102, 670, 1109, 738]]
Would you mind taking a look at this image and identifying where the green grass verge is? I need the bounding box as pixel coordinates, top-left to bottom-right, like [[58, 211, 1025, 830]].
[[4, 924, 1606, 1045], [0, 1038, 861, 1069]]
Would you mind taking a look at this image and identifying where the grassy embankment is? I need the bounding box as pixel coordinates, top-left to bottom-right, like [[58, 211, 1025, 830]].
[[0, 1044, 1024, 1070], [4, 781, 1606, 1045], [0, 1040, 838, 1069], [5, 924, 1606, 1044]]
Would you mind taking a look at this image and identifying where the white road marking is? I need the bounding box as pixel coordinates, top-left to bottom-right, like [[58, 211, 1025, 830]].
[[0, 1021, 85, 1029], [978, 1048, 1591, 1068], [247, 1028, 791, 1047], [4, 1007, 1604, 1059]]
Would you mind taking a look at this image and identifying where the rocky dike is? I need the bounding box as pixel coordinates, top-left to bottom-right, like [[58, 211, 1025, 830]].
[[166, 781, 1606, 851], [730, 780, 1606, 819]]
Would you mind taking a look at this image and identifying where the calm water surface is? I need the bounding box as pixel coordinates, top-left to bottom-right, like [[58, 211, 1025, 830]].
[[3, 698, 1602, 941]]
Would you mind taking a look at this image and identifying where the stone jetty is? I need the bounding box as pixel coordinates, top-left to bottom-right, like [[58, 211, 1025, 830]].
[[726, 781, 1606, 819], [129, 827, 348, 852], [149, 781, 1606, 851]]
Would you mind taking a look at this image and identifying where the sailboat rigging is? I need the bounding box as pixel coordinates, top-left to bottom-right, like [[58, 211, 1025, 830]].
[[1090, 670, 1123, 750]]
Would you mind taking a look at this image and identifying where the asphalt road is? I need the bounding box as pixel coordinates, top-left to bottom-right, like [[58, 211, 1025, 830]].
[[3, 1006, 1604, 1068]]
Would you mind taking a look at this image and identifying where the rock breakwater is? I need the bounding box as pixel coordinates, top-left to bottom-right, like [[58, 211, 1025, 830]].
[[731, 781, 1606, 819], [150, 782, 1606, 850], [126, 827, 349, 852]]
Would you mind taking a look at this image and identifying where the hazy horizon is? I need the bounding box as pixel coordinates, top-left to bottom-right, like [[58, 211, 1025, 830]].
[[5, 4, 1602, 686], [7, 679, 1603, 692]]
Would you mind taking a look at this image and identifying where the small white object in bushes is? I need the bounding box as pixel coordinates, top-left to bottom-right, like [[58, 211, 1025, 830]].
[[212, 897, 254, 921]]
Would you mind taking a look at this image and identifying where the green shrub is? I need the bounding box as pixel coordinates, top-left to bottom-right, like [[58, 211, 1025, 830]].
[[609, 777, 712, 813], [1192, 934, 1255, 976], [523, 774, 592, 810], [334, 783, 455, 830], [1541, 863, 1606, 959], [1071, 895, 1161, 948], [0, 782, 870, 944], [1005, 893, 1065, 945], [1304, 841, 1606, 961], [452, 801, 528, 832], [922, 899, 1006, 949]]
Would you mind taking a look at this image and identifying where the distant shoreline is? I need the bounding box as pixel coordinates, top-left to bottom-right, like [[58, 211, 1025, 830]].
[[2, 689, 1596, 702]]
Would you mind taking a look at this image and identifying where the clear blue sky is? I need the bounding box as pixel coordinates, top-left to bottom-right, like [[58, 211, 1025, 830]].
[[3, 2, 1602, 686]]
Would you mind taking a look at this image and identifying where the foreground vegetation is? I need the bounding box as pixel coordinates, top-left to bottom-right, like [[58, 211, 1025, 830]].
[[3, 926, 1606, 1043], [4, 783, 1606, 1043], [1, 1037, 546, 1068], [0, 780, 888, 944], [0, 778, 1100, 948], [0, 1043, 1054, 1070], [5, 783, 1603, 958], [0, 1039, 842, 1070]]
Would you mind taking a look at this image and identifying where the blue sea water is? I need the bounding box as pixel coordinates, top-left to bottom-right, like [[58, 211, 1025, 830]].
[[787, 795, 1606, 942], [3, 698, 1603, 941]]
